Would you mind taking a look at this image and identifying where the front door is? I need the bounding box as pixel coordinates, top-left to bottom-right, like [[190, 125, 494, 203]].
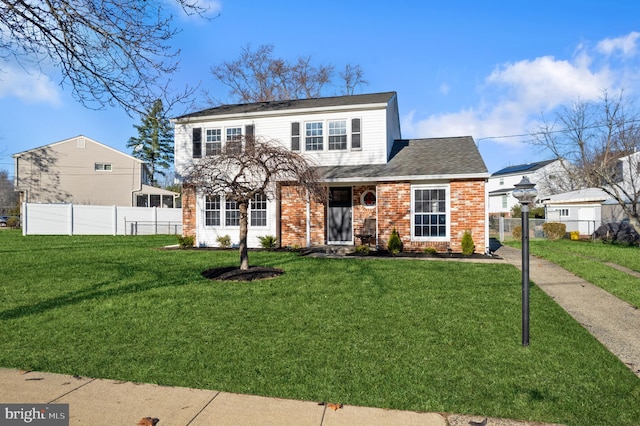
[[328, 187, 352, 244]]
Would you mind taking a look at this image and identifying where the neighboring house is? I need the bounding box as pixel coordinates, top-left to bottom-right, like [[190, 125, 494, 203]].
[[173, 92, 489, 252], [13, 135, 179, 208], [541, 188, 609, 236], [487, 159, 567, 217]]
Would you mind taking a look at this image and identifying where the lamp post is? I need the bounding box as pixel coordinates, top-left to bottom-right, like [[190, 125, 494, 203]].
[[512, 176, 537, 346]]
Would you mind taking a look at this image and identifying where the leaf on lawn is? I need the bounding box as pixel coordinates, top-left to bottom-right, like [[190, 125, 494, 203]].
[[137, 417, 160, 426], [317, 401, 344, 410]]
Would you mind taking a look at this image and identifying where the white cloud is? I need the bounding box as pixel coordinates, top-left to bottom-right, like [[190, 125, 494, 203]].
[[402, 34, 640, 147], [596, 32, 640, 56], [0, 65, 61, 105]]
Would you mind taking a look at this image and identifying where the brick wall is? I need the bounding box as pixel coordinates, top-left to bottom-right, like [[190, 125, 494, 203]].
[[449, 179, 486, 253], [182, 184, 196, 238], [279, 184, 325, 247]]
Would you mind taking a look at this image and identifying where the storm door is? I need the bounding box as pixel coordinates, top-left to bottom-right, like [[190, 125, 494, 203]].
[[328, 187, 353, 244]]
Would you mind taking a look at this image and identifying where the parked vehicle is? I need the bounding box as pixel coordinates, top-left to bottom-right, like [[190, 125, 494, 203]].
[[0, 216, 7, 227]]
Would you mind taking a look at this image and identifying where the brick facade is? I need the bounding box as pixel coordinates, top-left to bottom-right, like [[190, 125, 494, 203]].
[[184, 179, 486, 253], [181, 184, 197, 238]]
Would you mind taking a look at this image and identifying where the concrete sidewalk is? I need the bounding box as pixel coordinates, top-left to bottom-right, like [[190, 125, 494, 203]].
[[0, 368, 559, 426], [496, 245, 640, 378]]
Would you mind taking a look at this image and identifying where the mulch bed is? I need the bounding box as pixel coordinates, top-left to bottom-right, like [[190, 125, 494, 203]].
[[201, 266, 284, 282]]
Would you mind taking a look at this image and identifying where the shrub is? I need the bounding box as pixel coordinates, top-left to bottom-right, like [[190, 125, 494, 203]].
[[423, 247, 438, 255], [6, 217, 20, 228], [461, 231, 475, 256], [512, 226, 522, 241], [216, 234, 231, 248], [387, 228, 403, 254], [258, 235, 278, 249], [288, 244, 302, 252], [176, 235, 195, 249], [354, 245, 370, 255], [570, 230, 580, 240], [543, 222, 566, 241]]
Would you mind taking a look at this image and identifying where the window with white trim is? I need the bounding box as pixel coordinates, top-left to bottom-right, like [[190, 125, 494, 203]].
[[412, 185, 449, 240], [205, 195, 221, 226], [225, 199, 240, 226], [205, 129, 222, 156], [559, 208, 569, 217], [501, 195, 507, 209], [305, 122, 323, 151], [95, 163, 112, 171], [328, 120, 347, 150], [251, 193, 268, 226], [351, 118, 361, 150], [226, 127, 242, 153]]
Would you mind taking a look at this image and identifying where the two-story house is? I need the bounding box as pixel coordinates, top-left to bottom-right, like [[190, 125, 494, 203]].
[[487, 159, 569, 217], [173, 92, 489, 253], [13, 135, 179, 208]]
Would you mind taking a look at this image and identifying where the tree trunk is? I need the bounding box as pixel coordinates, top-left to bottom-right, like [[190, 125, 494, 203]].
[[239, 201, 249, 270]]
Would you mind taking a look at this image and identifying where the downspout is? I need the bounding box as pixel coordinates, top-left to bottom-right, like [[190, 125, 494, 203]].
[[306, 190, 311, 247], [485, 178, 490, 254]]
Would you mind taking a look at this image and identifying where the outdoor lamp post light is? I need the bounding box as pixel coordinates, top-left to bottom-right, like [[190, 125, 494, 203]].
[[512, 176, 537, 346]]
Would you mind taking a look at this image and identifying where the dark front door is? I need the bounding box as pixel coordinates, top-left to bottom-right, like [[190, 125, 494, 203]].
[[328, 187, 352, 243]]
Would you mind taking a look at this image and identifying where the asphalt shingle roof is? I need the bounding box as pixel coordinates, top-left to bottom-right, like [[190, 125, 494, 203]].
[[318, 136, 488, 181], [175, 92, 397, 120]]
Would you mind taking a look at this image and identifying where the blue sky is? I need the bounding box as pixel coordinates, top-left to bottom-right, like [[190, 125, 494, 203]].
[[2, 0, 640, 178]]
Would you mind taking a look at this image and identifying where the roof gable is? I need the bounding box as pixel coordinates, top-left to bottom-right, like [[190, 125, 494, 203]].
[[13, 135, 143, 163]]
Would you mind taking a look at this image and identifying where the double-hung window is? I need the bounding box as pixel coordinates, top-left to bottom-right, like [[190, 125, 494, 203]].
[[225, 199, 240, 226], [205, 129, 222, 156], [226, 127, 242, 153], [205, 195, 221, 226], [251, 193, 267, 226], [413, 185, 449, 239], [328, 120, 347, 150], [305, 122, 323, 151]]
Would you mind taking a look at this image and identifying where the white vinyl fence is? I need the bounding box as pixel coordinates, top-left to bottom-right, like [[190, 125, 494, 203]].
[[22, 203, 182, 236]]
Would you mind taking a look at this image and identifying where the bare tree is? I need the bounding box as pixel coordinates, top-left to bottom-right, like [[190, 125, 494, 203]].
[[530, 91, 640, 229], [0, 169, 19, 214], [182, 136, 325, 270], [210, 44, 366, 103], [0, 0, 210, 114]]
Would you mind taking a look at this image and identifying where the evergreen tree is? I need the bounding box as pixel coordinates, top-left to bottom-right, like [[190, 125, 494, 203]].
[[127, 99, 174, 186]]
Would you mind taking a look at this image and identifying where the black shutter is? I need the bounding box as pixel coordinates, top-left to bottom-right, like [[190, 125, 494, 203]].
[[193, 128, 202, 158], [245, 124, 255, 143], [351, 118, 361, 150], [291, 122, 300, 151]]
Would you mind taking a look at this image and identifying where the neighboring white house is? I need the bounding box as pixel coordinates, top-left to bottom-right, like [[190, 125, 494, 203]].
[[487, 159, 567, 217], [541, 187, 609, 236], [13, 136, 179, 208], [173, 92, 490, 252]]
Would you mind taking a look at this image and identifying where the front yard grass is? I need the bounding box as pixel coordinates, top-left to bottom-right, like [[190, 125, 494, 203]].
[[508, 239, 640, 308], [1, 230, 639, 425]]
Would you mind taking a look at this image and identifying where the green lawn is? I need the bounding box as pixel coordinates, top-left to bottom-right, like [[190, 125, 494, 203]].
[[1, 230, 639, 425], [508, 239, 640, 308]]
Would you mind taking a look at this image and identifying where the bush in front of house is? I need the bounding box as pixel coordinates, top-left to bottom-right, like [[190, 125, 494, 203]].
[[355, 245, 370, 255], [461, 231, 475, 256], [176, 235, 195, 248], [258, 235, 278, 249], [423, 247, 438, 255], [387, 227, 403, 254], [543, 222, 566, 241], [216, 234, 231, 248]]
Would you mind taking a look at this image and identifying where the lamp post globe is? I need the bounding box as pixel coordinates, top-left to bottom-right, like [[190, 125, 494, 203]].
[[512, 176, 537, 346]]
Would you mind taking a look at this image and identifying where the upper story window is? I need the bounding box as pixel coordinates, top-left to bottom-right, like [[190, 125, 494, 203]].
[[205, 129, 222, 156], [328, 120, 347, 150], [95, 163, 112, 171], [305, 122, 324, 151], [226, 127, 242, 153], [499, 177, 504, 185]]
